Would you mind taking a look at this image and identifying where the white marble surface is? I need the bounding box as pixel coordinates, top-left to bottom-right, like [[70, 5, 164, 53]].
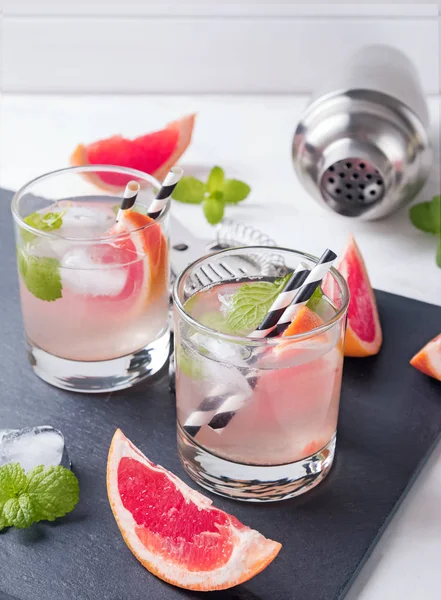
[[1, 94, 441, 598]]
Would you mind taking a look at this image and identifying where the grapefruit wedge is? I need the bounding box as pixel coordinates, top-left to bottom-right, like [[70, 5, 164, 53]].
[[282, 306, 324, 337], [71, 114, 195, 190], [410, 333, 441, 382], [106, 210, 168, 307], [107, 429, 281, 591], [327, 235, 382, 357]]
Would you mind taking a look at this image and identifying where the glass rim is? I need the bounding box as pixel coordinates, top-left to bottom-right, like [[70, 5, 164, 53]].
[[10, 164, 167, 243], [173, 245, 350, 345]]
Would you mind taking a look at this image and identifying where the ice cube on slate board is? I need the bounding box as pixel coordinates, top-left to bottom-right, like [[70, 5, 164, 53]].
[[0, 426, 70, 471]]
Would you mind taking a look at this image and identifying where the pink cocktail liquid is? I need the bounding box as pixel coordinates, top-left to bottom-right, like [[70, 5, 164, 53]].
[[176, 282, 344, 466], [18, 200, 169, 362]]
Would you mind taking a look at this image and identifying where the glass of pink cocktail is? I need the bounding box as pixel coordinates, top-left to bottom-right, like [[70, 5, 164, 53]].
[[11, 166, 170, 393], [173, 247, 349, 501]]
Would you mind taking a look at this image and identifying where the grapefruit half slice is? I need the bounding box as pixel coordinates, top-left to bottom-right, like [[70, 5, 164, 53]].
[[282, 306, 324, 337], [70, 114, 195, 191], [107, 210, 168, 307], [410, 333, 441, 382], [107, 429, 281, 591], [329, 235, 382, 357]]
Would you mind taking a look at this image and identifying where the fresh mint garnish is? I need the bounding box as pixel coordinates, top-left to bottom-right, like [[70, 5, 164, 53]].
[[172, 166, 251, 225], [0, 463, 79, 531], [226, 276, 325, 333], [17, 249, 62, 302], [206, 166, 225, 193], [306, 286, 324, 311], [171, 176, 205, 204], [222, 179, 251, 205], [22, 204, 70, 243], [409, 195, 441, 268], [226, 275, 290, 332], [203, 192, 225, 225]]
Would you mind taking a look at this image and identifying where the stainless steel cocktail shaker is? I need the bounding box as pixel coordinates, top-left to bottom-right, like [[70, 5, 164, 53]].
[[292, 45, 432, 219]]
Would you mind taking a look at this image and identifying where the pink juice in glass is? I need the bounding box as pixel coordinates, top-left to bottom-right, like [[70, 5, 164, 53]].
[[176, 282, 343, 467], [19, 199, 169, 362]]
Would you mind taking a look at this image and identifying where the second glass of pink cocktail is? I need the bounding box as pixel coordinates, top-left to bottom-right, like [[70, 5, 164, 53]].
[[174, 247, 349, 502]]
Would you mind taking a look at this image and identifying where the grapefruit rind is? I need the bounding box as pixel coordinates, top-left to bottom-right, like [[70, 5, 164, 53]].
[[70, 114, 195, 192], [107, 429, 281, 591], [410, 333, 441, 382]]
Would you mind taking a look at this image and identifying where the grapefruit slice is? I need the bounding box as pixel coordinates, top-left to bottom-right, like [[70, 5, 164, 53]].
[[108, 210, 168, 306], [70, 114, 195, 191], [282, 306, 324, 337], [329, 235, 382, 357], [107, 429, 281, 591], [410, 333, 441, 382]]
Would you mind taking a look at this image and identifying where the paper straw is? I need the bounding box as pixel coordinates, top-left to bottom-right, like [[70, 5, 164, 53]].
[[183, 265, 311, 437], [205, 250, 336, 434], [271, 248, 337, 336], [250, 263, 310, 338], [116, 180, 140, 222], [147, 166, 184, 220]]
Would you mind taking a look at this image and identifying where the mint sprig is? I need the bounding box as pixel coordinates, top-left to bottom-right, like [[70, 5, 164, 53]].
[[0, 463, 79, 531], [17, 249, 62, 302], [22, 204, 70, 243], [172, 166, 251, 225], [226, 275, 290, 332], [409, 195, 441, 268], [226, 276, 325, 333]]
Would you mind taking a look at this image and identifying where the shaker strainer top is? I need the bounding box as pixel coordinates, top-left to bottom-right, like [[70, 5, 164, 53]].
[[320, 158, 385, 216]]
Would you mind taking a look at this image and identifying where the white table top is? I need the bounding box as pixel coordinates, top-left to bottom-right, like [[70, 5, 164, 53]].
[[2, 94, 440, 599]]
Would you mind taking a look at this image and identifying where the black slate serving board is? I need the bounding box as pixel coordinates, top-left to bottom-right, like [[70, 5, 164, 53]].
[[1, 188, 441, 600]]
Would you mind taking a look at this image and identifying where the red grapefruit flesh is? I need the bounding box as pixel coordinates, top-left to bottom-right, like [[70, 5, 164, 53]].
[[107, 430, 281, 591], [410, 333, 441, 382], [70, 114, 195, 190], [108, 210, 168, 306], [330, 235, 382, 357]]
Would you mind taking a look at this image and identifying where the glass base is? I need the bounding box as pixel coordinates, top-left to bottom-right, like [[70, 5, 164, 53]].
[[178, 426, 336, 502], [27, 329, 170, 393]]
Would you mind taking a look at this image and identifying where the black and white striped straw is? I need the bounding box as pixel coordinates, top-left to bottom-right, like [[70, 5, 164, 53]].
[[271, 248, 337, 336], [116, 180, 140, 222], [249, 263, 310, 338], [183, 265, 311, 437], [205, 250, 336, 435], [183, 373, 257, 438], [147, 166, 183, 220]]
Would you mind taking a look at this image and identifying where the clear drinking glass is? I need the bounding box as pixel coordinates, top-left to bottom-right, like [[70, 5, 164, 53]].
[[11, 165, 170, 393], [173, 247, 349, 502]]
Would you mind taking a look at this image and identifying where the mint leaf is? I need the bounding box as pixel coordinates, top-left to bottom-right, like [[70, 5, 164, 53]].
[[26, 465, 79, 522], [0, 463, 27, 503], [226, 275, 290, 332], [409, 196, 440, 234], [306, 286, 324, 311], [0, 463, 79, 531], [223, 180, 251, 204], [0, 463, 27, 528], [207, 166, 225, 193], [172, 177, 205, 204], [22, 204, 70, 243], [3, 494, 35, 529], [18, 249, 62, 302], [203, 193, 225, 225]]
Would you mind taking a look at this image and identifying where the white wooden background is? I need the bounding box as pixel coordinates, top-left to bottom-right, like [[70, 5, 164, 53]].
[[1, 3, 439, 94]]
